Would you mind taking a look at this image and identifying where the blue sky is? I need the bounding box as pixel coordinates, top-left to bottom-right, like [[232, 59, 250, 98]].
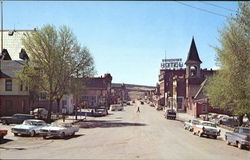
[[4, 1, 238, 86]]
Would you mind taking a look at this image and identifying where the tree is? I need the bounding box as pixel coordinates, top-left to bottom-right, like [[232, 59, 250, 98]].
[[205, 2, 250, 125], [21, 24, 95, 122]]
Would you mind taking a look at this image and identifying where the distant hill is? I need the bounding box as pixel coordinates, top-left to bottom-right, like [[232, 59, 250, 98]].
[[112, 83, 156, 91]]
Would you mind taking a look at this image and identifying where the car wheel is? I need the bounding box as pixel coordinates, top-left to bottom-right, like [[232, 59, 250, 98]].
[[237, 143, 243, 149], [30, 130, 36, 137], [43, 135, 47, 139], [61, 132, 65, 139], [226, 139, 231, 145], [213, 136, 217, 139], [14, 133, 18, 136], [198, 132, 203, 137], [2, 120, 9, 125], [71, 132, 75, 137], [193, 131, 196, 135]]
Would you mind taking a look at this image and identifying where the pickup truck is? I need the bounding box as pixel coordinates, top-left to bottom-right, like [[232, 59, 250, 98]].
[[225, 127, 250, 149], [0, 129, 8, 140]]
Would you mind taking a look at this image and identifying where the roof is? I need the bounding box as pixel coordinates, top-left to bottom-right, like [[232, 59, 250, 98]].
[[185, 37, 202, 64], [194, 79, 208, 100], [84, 78, 108, 89], [0, 60, 26, 78]]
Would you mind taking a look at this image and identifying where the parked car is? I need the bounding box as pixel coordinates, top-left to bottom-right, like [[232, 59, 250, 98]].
[[0, 114, 35, 125], [40, 122, 79, 139], [164, 109, 176, 120], [0, 130, 8, 140], [30, 108, 48, 119], [225, 127, 250, 149], [193, 121, 221, 139], [11, 119, 47, 136], [220, 117, 239, 127], [110, 104, 123, 111], [184, 119, 200, 131], [92, 108, 108, 117]]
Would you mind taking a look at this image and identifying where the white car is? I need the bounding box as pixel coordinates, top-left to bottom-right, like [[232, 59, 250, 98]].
[[184, 119, 200, 131], [193, 121, 221, 139], [39, 122, 79, 139], [30, 108, 48, 119], [11, 119, 47, 137], [110, 104, 123, 111]]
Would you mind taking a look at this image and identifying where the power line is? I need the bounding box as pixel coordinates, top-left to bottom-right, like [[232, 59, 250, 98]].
[[199, 1, 236, 12], [175, 1, 227, 18]]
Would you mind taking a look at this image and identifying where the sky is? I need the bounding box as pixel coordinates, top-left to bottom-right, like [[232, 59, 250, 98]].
[[4, 1, 239, 86]]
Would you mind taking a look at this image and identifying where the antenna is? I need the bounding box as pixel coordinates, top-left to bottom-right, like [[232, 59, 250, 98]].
[[165, 50, 166, 59]]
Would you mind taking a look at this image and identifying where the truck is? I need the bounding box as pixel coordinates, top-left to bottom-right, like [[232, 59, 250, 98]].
[[225, 127, 250, 149]]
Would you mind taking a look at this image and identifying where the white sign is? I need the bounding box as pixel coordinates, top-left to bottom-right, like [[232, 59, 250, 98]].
[[161, 58, 183, 69]]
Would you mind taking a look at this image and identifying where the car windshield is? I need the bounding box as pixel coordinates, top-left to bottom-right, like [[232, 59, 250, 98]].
[[192, 120, 200, 124], [51, 123, 71, 127], [241, 128, 250, 134], [202, 122, 216, 128], [23, 120, 45, 126]]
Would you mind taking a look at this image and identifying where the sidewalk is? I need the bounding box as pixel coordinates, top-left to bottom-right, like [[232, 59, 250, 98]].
[[176, 112, 231, 141], [55, 115, 87, 124]]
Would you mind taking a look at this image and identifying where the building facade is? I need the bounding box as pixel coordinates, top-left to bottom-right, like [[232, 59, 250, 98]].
[[78, 73, 112, 109], [158, 38, 226, 117], [0, 60, 30, 116]]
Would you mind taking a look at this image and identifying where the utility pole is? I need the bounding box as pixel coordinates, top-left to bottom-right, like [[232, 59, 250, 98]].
[[0, 0, 3, 72]]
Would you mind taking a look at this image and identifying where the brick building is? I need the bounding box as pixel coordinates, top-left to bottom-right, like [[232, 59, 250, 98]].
[[158, 38, 226, 117], [78, 73, 112, 109]]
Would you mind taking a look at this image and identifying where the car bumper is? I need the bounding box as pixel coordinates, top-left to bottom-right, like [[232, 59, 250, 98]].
[[11, 130, 30, 135], [240, 140, 250, 147], [40, 132, 60, 137], [203, 131, 220, 136]]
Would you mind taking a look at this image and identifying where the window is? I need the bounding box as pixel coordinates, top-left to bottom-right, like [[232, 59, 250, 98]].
[[5, 79, 12, 91], [177, 97, 184, 103], [202, 104, 207, 113], [40, 92, 47, 100]]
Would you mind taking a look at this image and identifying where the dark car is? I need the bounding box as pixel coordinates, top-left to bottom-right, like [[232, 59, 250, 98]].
[[220, 117, 239, 127], [225, 127, 250, 149], [164, 109, 176, 120], [0, 114, 35, 125]]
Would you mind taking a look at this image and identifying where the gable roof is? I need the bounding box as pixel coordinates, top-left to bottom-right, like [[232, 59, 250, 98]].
[[0, 60, 26, 78], [185, 37, 202, 64], [194, 78, 208, 100]]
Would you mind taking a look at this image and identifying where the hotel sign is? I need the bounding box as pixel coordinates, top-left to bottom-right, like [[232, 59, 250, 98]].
[[161, 58, 183, 69]]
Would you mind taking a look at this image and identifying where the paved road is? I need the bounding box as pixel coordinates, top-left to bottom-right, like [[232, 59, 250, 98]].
[[0, 101, 249, 159]]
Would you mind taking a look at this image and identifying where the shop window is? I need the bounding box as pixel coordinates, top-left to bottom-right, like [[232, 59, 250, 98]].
[[5, 79, 12, 91]]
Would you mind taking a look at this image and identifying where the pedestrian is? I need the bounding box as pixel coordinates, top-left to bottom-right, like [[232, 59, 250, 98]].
[[137, 106, 140, 113], [62, 113, 65, 122]]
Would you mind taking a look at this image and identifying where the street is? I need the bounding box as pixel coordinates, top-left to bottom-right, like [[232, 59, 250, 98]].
[[0, 101, 249, 159]]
